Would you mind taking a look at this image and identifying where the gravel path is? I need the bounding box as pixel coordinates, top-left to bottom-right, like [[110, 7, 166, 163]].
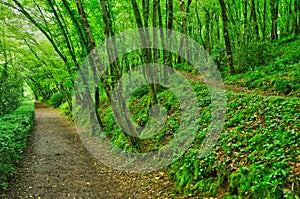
[[1, 103, 173, 199]]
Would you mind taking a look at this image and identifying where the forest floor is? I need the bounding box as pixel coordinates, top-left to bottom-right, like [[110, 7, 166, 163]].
[[1, 103, 173, 199]]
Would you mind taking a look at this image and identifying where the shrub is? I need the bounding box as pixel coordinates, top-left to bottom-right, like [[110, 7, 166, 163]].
[[234, 41, 273, 73], [59, 102, 72, 118], [272, 79, 291, 94], [50, 92, 64, 108], [0, 99, 34, 190], [0, 82, 22, 116]]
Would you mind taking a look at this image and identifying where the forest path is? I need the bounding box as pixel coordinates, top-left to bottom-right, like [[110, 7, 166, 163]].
[[1, 103, 172, 199], [181, 71, 294, 98]]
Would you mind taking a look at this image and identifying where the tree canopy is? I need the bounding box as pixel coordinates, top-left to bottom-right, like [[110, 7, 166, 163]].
[[0, 0, 298, 112]]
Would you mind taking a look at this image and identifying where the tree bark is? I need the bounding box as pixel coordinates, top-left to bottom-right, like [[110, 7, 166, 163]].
[[263, 0, 267, 39], [219, 0, 235, 74], [270, 0, 279, 40], [76, 0, 103, 128], [165, 0, 174, 80], [62, 0, 88, 56], [251, 0, 260, 40], [195, 2, 206, 50], [99, 0, 120, 87], [244, 1, 249, 45], [204, 8, 211, 54], [46, 0, 80, 70], [177, 0, 192, 63], [294, 0, 300, 34], [131, 0, 157, 106]]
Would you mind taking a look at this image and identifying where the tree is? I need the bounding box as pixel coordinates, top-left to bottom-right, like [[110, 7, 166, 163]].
[[219, 0, 235, 74], [270, 0, 279, 40]]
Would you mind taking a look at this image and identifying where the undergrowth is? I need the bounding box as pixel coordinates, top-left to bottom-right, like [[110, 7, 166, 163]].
[[98, 80, 299, 198], [226, 35, 300, 97], [80, 35, 300, 198], [169, 90, 300, 198], [0, 99, 34, 190]]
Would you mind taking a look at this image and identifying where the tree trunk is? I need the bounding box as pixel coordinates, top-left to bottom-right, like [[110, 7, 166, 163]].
[[177, 0, 192, 63], [76, 0, 96, 51], [195, 1, 206, 50], [263, 0, 267, 39], [62, 0, 88, 57], [166, 0, 173, 68], [131, 0, 157, 105], [46, 0, 80, 70], [219, 0, 235, 74], [294, 0, 300, 34], [204, 8, 211, 54], [251, 0, 260, 40], [76, 0, 104, 128], [157, 0, 167, 66], [99, 0, 120, 88], [270, 0, 279, 40], [244, 1, 249, 45]]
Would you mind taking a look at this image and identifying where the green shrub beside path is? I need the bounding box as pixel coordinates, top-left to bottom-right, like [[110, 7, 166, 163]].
[[0, 99, 34, 190]]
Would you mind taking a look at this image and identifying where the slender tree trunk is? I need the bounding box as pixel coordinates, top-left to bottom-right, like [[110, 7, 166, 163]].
[[157, 0, 167, 65], [100, 0, 140, 144], [177, 0, 192, 63], [219, 0, 235, 74], [204, 8, 211, 54], [46, 0, 80, 70], [270, 0, 279, 40], [215, 11, 221, 42], [244, 1, 249, 45], [76, 0, 103, 128], [164, 0, 174, 84], [76, 0, 96, 51], [153, 0, 158, 63], [62, 0, 88, 56], [195, 1, 206, 50], [32, 0, 54, 40], [263, 0, 267, 39], [99, 0, 120, 87], [251, 0, 260, 40], [294, 0, 300, 34], [131, 0, 157, 105]]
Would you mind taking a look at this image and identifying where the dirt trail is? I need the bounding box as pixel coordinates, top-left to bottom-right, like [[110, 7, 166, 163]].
[[181, 71, 293, 98], [1, 103, 173, 199]]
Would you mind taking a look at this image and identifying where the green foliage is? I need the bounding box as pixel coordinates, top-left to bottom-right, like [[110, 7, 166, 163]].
[[50, 92, 65, 108], [0, 82, 22, 116], [234, 41, 273, 73], [173, 63, 194, 73], [272, 79, 291, 94], [277, 34, 298, 45], [58, 102, 72, 118], [226, 36, 300, 97], [1, 0, 299, 197], [0, 99, 34, 190], [101, 85, 181, 153], [100, 63, 300, 198], [169, 91, 300, 198]]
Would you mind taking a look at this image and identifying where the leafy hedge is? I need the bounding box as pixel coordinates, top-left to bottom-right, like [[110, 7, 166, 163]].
[[50, 92, 65, 108], [0, 99, 34, 190], [0, 82, 22, 116]]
